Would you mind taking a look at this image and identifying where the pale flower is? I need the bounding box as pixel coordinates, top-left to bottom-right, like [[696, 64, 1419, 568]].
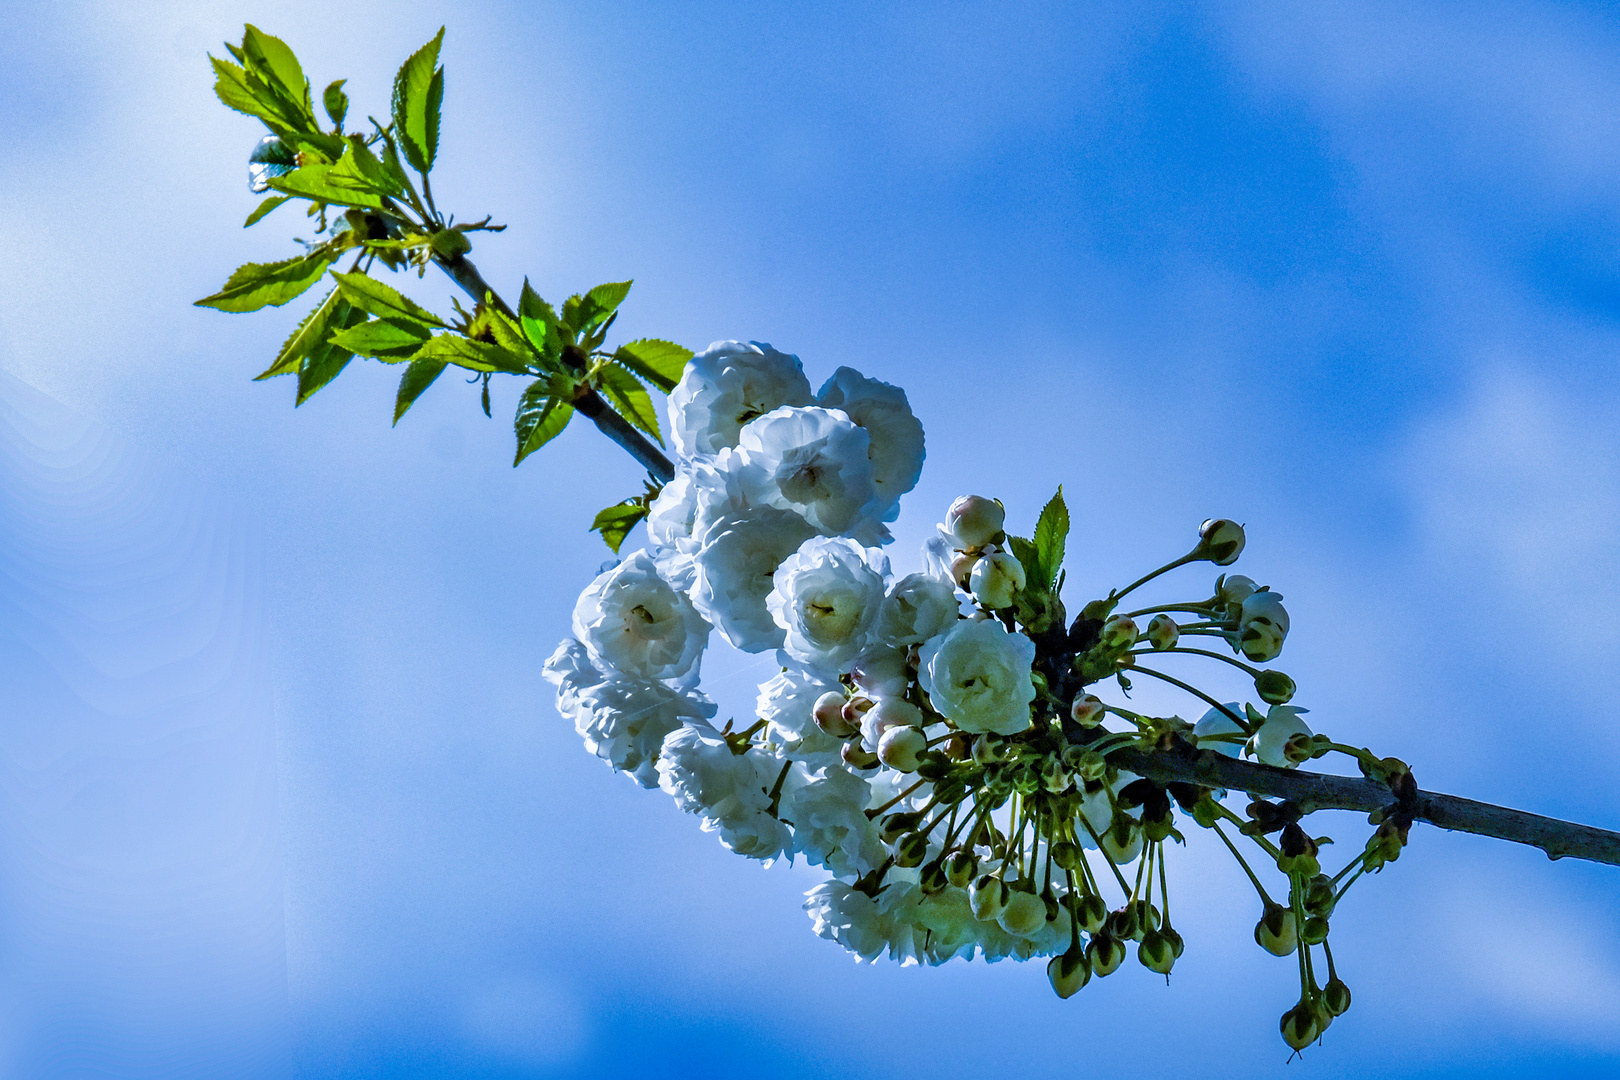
[[542, 638, 604, 718], [815, 366, 925, 517], [690, 507, 818, 652], [874, 573, 961, 647], [804, 880, 892, 962], [668, 340, 813, 457], [767, 537, 889, 672], [572, 551, 710, 681], [657, 722, 792, 860], [917, 619, 1036, 735], [780, 763, 886, 877], [735, 406, 882, 541], [1193, 703, 1246, 759], [1238, 589, 1290, 662], [757, 666, 845, 767], [573, 677, 715, 788], [1249, 705, 1312, 768]]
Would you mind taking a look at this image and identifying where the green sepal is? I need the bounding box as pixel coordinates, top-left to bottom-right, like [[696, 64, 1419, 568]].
[[256, 285, 344, 379], [591, 500, 649, 554], [330, 271, 446, 326], [518, 279, 563, 366], [268, 163, 383, 208], [597, 365, 663, 446], [195, 252, 333, 313], [327, 138, 404, 198], [612, 338, 691, 394], [323, 79, 349, 129], [244, 194, 291, 227], [1032, 487, 1069, 593], [391, 28, 445, 174], [295, 299, 366, 404], [394, 357, 449, 424], [513, 382, 574, 465], [414, 334, 531, 374], [327, 316, 432, 360], [560, 280, 632, 339]]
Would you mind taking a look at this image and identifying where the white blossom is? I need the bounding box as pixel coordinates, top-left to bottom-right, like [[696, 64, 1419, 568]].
[[1249, 705, 1313, 768], [804, 881, 891, 962], [757, 666, 845, 767], [943, 495, 1005, 550], [815, 366, 925, 518], [874, 573, 960, 648], [691, 507, 818, 652], [767, 537, 889, 672], [574, 678, 715, 788], [1193, 703, 1246, 759], [970, 551, 1026, 610], [572, 551, 709, 681], [543, 638, 604, 719], [917, 619, 1036, 735], [669, 340, 813, 457], [1238, 589, 1290, 662], [735, 407, 883, 541], [657, 722, 792, 860], [780, 763, 885, 877]]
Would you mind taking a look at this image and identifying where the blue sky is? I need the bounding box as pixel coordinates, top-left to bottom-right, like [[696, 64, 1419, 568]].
[[3, 0, 1620, 1076]]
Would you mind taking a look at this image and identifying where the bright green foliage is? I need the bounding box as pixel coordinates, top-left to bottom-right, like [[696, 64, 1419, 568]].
[[244, 194, 290, 227], [519, 280, 563, 366], [258, 286, 345, 379], [327, 139, 406, 199], [561, 280, 632, 344], [270, 163, 383, 208], [514, 382, 574, 465], [414, 334, 530, 374], [394, 357, 448, 424], [613, 339, 691, 394], [242, 25, 310, 119], [1032, 487, 1069, 592], [598, 365, 662, 446], [195, 252, 333, 312], [391, 29, 445, 174], [331, 271, 446, 326], [295, 299, 366, 404], [323, 79, 348, 129], [328, 317, 432, 360], [591, 500, 649, 554]]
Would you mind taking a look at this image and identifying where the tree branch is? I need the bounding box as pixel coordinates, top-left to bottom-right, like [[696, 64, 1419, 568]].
[[429, 251, 677, 483], [1113, 746, 1620, 867]]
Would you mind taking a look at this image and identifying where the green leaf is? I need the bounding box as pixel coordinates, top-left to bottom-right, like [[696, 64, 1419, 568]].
[[391, 28, 445, 173], [242, 25, 310, 119], [513, 382, 574, 465], [591, 501, 648, 554], [560, 280, 632, 336], [195, 252, 332, 313], [244, 194, 291, 227], [598, 365, 663, 446], [1033, 486, 1069, 593], [256, 286, 344, 379], [394, 357, 448, 424], [210, 55, 299, 132], [328, 316, 432, 360], [612, 338, 691, 394], [323, 79, 349, 129], [296, 299, 366, 405], [268, 163, 383, 208], [1007, 536, 1042, 593], [518, 279, 562, 364], [414, 334, 530, 374], [330, 271, 446, 326], [326, 139, 404, 198]]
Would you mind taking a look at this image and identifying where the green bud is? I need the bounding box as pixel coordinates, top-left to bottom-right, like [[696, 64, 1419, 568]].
[[1304, 874, 1336, 917], [1010, 763, 1041, 795], [945, 850, 978, 888], [1255, 669, 1296, 705], [1100, 614, 1139, 651], [1075, 892, 1109, 933], [1138, 929, 1176, 974], [894, 831, 930, 868], [1300, 916, 1329, 946], [998, 887, 1048, 938], [919, 859, 949, 894], [1106, 907, 1140, 942], [1050, 841, 1080, 871], [1161, 924, 1185, 959], [969, 874, 1011, 921], [1197, 518, 1246, 566], [1047, 945, 1092, 998], [1087, 932, 1127, 976], [1129, 898, 1161, 936], [1069, 694, 1106, 728], [972, 733, 1009, 765], [1279, 1002, 1319, 1052], [1145, 613, 1179, 651], [428, 228, 473, 259], [1324, 977, 1352, 1016], [1255, 904, 1298, 956], [879, 811, 921, 845]]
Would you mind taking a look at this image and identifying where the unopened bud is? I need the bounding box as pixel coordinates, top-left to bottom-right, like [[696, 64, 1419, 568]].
[[1087, 932, 1127, 976], [1146, 613, 1180, 650], [1161, 924, 1185, 959], [813, 691, 855, 737], [1255, 904, 1298, 956], [1040, 757, 1070, 793], [1050, 841, 1080, 871], [1279, 1002, 1319, 1052], [1238, 590, 1289, 662], [1100, 614, 1139, 651], [878, 811, 920, 844], [1324, 977, 1352, 1016], [1099, 819, 1143, 864], [1070, 694, 1106, 728], [1075, 892, 1109, 933], [1047, 945, 1092, 998], [945, 495, 1005, 550], [972, 733, 1010, 765], [971, 551, 1026, 610], [1304, 874, 1336, 917], [877, 725, 927, 772], [1197, 518, 1246, 565], [1106, 907, 1140, 942], [1138, 929, 1176, 974], [949, 550, 980, 589], [1216, 573, 1258, 607], [1300, 916, 1329, 946], [894, 831, 930, 867], [945, 850, 978, 887], [969, 875, 1011, 920], [1255, 669, 1296, 705], [919, 859, 949, 894], [998, 888, 1048, 938], [841, 742, 879, 770]]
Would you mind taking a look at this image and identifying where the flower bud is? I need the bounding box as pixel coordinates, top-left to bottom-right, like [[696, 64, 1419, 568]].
[[945, 495, 1005, 550], [1047, 945, 1092, 998], [1075, 892, 1109, 933], [998, 888, 1048, 937], [945, 850, 978, 887], [1145, 614, 1179, 651], [1304, 874, 1336, 918], [1255, 904, 1298, 956], [969, 874, 1011, 920], [1099, 819, 1143, 864], [1050, 841, 1081, 871], [894, 831, 930, 867], [1138, 929, 1176, 974], [948, 551, 980, 589], [861, 696, 925, 747], [1255, 669, 1295, 705], [970, 551, 1026, 610], [1279, 1002, 1319, 1052], [1161, 925, 1185, 959], [972, 733, 1010, 765], [850, 647, 910, 699], [1324, 978, 1352, 1017], [1238, 590, 1289, 662], [919, 859, 949, 894], [1300, 916, 1329, 946], [813, 691, 856, 737], [1216, 573, 1258, 607], [1099, 614, 1139, 651], [1106, 907, 1139, 942], [841, 694, 875, 727], [1039, 757, 1070, 793], [878, 811, 920, 844], [1070, 694, 1106, 728], [1087, 932, 1127, 977], [877, 725, 927, 772], [841, 742, 879, 770], [1197, 518, 1246, 565]]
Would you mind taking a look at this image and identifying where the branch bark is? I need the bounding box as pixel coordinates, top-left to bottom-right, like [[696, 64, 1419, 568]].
[[1113, 746, 1620, 867], [429, 251, 677, 483]]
